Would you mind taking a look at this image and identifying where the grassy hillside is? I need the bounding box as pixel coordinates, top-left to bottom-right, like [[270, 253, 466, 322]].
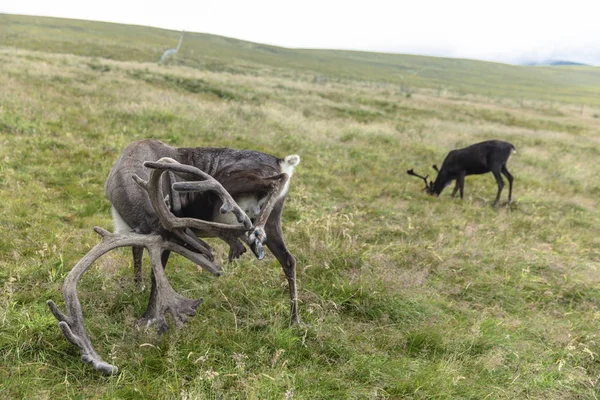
[[2, 13, 600, 106], [2, 14, 600, 399]]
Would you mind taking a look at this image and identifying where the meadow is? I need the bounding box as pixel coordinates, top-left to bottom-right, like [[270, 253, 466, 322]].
[[2, 14, 600, 399]]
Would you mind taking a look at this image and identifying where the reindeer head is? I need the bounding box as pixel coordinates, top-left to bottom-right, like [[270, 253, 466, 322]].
[[407, 169, 434, 194]]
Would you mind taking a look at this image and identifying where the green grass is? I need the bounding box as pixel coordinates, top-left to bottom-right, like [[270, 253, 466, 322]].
[[2, 14, 600, 399]]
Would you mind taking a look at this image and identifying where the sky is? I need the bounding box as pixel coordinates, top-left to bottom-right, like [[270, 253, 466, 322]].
[[2, 0, 600, 65]]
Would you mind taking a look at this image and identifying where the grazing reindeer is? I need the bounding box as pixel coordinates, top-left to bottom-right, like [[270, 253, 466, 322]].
[[48, 139, 300, 374], [106, 139, 302, 325], [408, 140, 516, 206]]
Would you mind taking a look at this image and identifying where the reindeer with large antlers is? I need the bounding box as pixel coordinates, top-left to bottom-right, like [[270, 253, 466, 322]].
[[47, 139, 300, 374], [408, 140, 516, 206]]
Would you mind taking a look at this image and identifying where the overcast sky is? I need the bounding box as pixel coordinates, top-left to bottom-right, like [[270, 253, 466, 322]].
[[3, 0, 600, 65]]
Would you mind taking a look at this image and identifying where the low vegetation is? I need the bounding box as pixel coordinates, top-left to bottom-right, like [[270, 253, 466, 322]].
[[1, 15, 600, 399]]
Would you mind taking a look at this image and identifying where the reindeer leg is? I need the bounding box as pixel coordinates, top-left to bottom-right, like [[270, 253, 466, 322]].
[[492, 168, 505, 206], [265, 200, 300, 326], [458, 173, 465, 199], [501, 165, 514, 204], [450, 173, 466, 199], [138, 250, 172, 333], [132, 246, 143, 286], [451, 181, 459, 198]]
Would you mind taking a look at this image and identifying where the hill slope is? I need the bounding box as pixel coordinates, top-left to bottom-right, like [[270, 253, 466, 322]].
[[2, 13, 600, 105]]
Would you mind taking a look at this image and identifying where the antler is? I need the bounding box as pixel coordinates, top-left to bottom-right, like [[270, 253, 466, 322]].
[[50, 157, 299, 374], [47, 227, 221, 375], [407, 168, 430, 191], [48, 158, 267, 375], [133, 158, 253, 237]]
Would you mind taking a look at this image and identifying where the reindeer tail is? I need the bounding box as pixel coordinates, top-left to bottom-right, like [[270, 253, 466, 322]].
[[280, 155, 301, 177]]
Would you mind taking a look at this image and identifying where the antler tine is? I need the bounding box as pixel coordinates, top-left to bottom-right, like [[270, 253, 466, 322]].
[[407, 169, 428, 180], [407, 168, 430, 190]]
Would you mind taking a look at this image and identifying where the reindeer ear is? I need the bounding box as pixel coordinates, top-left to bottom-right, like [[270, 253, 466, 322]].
[[432, 164, 439, 172]]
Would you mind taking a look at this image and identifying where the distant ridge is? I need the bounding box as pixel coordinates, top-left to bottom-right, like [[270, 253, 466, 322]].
[[523, 60, 589, 66]]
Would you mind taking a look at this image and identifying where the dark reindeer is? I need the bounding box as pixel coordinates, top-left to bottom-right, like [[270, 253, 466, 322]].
[[48, 139, 300, 374], [408, 140, 516, 206]]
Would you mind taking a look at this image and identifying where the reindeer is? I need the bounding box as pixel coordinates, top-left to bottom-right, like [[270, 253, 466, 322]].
[[48, 139, 300, 374], [408, 140, 516, 206]]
